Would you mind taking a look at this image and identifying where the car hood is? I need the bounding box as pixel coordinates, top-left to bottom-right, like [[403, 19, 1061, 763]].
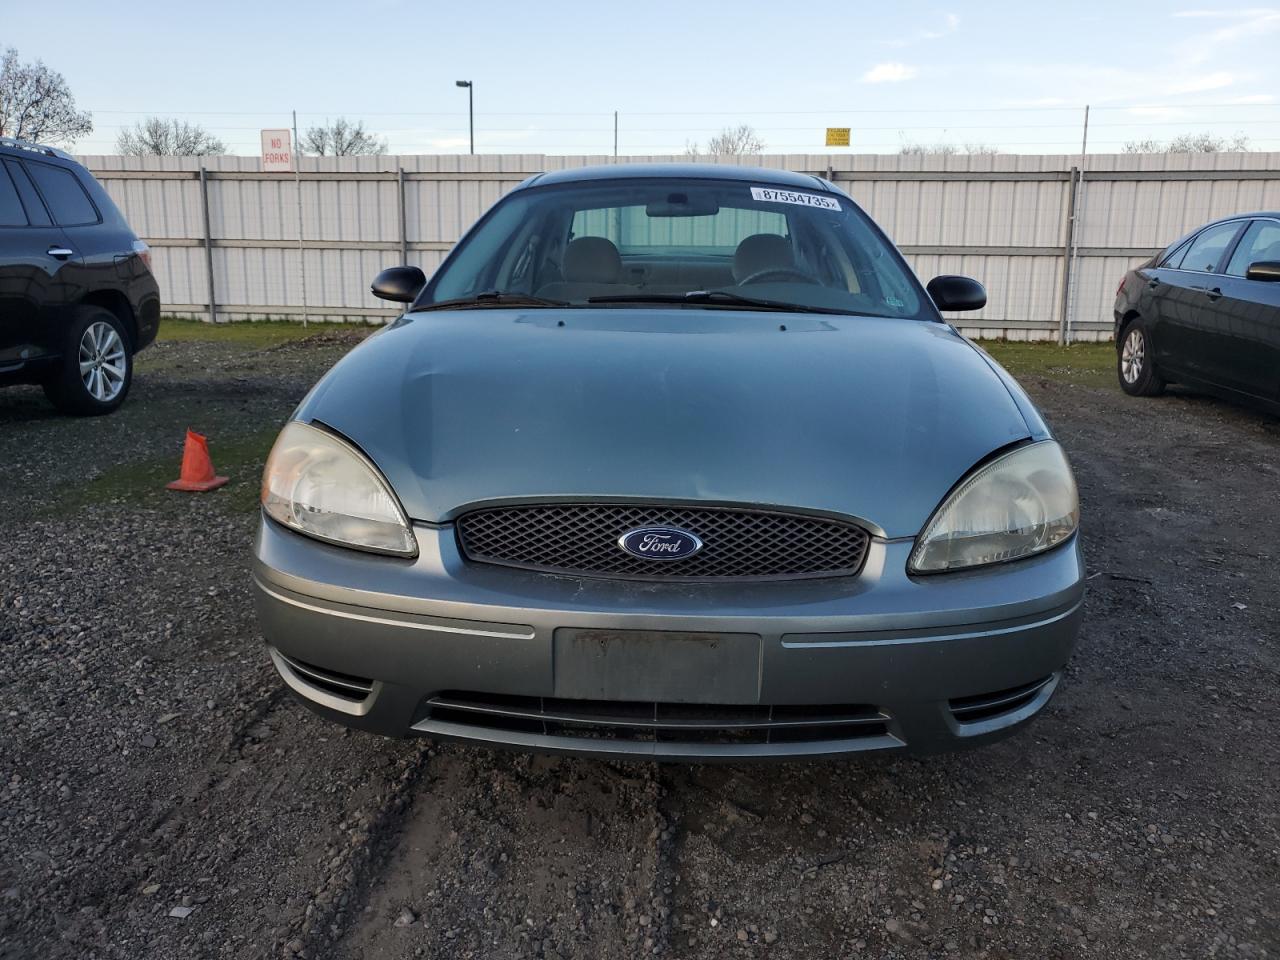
[[297, 309, 1034, 538]]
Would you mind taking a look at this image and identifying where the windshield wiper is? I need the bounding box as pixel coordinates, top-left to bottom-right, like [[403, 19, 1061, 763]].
[[587, 290, 852, 315], [414, 291, 569, 311]]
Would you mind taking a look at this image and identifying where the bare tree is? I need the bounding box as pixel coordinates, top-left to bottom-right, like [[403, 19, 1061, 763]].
[[1121, 138, 1163, 154], [899, 140, 999, 156], [301, 117, 386, 156], [116, 117, 226, 156], [0, 47, 93, 145], [686, 124, 765, 158], [1123, 131, 1250, 153]]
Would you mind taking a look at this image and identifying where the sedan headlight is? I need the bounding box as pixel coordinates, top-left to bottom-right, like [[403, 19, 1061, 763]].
[[910, 441, 1078, 573], [261, 421, 417, 557]]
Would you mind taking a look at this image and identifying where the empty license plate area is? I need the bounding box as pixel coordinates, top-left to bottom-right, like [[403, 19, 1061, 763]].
[[552, 628, 762, 703]]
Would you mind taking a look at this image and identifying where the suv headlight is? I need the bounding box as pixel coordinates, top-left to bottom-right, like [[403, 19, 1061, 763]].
[[910, 441, 1078, 574], [261, 421, 417, 557]]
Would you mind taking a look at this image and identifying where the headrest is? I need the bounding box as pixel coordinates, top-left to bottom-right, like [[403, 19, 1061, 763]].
[[563, 237, 623, 283], [732, 234, 794, 282], [1257, 239, 1280, 263]]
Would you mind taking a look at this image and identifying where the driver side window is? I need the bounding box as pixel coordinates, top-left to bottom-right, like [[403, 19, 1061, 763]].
[[1224, 220, 1280, 278]]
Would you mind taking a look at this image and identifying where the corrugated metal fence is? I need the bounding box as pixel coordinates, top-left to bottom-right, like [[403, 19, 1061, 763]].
[[79, 151, 1280, 340]]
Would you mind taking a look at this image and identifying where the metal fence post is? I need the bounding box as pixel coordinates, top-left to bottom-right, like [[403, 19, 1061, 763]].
[[198, 165, 217, 324], [292, 122, 308, 328], [398, 167, 408, 265], [1058, 165, 1079, 344], [1063, 107, 1092, 345]]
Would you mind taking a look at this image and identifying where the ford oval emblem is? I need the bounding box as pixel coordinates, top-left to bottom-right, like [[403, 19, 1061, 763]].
[[618, 526, 704, 561]]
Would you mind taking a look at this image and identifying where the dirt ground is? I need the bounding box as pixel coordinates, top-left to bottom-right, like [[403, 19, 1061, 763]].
[[0, 325, 1276, 960]]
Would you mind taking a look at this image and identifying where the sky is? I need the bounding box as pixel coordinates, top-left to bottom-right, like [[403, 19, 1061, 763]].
[[3, 0, 1280, 156]]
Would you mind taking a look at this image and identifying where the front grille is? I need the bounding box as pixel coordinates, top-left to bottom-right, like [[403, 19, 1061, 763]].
[[456, 503, 871, 581], [424, 691, 891, 746], [949, 675, 1055, 724]]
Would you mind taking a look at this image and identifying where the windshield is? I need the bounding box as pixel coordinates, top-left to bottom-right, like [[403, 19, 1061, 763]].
[[418, 178, 929, 319]]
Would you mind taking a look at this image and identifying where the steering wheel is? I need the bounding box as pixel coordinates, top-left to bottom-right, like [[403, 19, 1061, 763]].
[[738, 267, 819, 286]]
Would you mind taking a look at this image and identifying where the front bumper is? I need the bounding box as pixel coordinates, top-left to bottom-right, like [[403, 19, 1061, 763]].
[[252, 517, 1084, 760]]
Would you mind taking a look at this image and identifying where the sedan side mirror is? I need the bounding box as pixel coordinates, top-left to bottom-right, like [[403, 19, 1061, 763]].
[[926, 275, 987, 312], [1245, 260, 1280, 282], [372, 265, 427, 303]]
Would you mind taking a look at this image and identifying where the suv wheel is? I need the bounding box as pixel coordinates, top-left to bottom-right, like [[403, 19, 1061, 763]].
[[43, 307, 134, 415], [1117, 318, 1165, 397]]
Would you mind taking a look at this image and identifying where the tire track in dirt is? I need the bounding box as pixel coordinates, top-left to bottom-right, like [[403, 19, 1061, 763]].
[[332, 749, 679, 960], [278, 739, 432, 959]]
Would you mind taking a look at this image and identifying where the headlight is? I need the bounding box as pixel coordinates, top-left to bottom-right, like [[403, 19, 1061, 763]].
[[910, 441, 1078, 574], [261, 421, 417, 557]]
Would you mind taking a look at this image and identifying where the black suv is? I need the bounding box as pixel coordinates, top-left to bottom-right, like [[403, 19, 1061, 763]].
[[0, 138, 159, 415]]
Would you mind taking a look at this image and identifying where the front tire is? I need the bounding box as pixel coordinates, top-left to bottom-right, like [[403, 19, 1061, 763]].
[[43, 307, 134, 416], [1117, 319, 1164, 397]]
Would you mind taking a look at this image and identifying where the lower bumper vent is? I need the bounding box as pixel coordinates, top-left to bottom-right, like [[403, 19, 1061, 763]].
[[948, 675, 1056, 725], [278, 653, 374, 702], [424, 691, 891, 745]]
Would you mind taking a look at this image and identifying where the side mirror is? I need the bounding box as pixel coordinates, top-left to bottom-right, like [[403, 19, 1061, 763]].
[[1245, 260, 1280, 282], [926, 275, 987, 312], [371, 265, 427, 303]]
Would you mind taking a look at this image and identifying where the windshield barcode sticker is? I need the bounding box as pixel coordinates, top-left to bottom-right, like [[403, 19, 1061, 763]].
[[750, 187, 841, 210]]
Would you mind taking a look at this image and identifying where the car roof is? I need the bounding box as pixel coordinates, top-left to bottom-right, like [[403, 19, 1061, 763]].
[[1202, 211, 1280, 225], [1160, 211, 1280, 251], [518, 163, 832, 192], [0, 137, 77, 164]]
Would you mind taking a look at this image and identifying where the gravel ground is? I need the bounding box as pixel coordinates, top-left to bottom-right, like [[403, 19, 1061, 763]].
[[1, 329, 1276, 960]]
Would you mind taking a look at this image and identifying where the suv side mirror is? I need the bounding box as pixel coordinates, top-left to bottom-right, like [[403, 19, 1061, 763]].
[[1245, 260, 1280, 282], [926, 275, 987, 312], [372, 266, 427, 303]]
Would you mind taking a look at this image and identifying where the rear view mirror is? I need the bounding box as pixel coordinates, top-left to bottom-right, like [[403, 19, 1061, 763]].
[[1245, 260, 1280, 282], [371, 265, 427, 303], [645, 192, 720, 217], [927, 275, 987, 312]]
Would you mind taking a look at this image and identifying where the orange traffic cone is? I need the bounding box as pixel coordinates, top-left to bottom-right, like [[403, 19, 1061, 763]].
[[166, 429, 229, 492]]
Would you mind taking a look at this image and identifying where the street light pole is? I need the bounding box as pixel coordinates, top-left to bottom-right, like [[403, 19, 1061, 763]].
[[455, 80, 474, 154]]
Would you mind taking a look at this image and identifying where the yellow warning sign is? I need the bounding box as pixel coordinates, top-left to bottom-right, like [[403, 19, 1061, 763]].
[[825, 127, 851, 147]]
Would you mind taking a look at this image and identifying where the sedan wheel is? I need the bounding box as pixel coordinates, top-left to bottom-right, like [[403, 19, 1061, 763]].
[[1120, 328, 1145, 385], [1116, 318, 1165, 397]]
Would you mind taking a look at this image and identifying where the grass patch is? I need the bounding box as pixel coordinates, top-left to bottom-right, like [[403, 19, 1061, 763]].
[[157, 316, 370, 347], [153, 319, 1117, 389], [55, 426, 280, 516], [982, 340, 1116, 389]]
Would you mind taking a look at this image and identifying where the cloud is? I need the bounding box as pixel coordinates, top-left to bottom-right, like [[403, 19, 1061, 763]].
[[983, 61, 1243, 106], [1172, 7, 1280, 62], [1166, 71, 1236, 94], [1126, 105, 1187, 118], [882, 12, 959, 46], [862, 62, 918, 83], [1173, 7, 1277, 17], [919, 12, 961, 40], [1001, 96, 1071, 107]]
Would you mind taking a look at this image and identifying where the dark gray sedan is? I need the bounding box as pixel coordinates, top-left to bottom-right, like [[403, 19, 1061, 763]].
[[1114, 212, 1280, 409], [252, 164, 1082, 760]]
